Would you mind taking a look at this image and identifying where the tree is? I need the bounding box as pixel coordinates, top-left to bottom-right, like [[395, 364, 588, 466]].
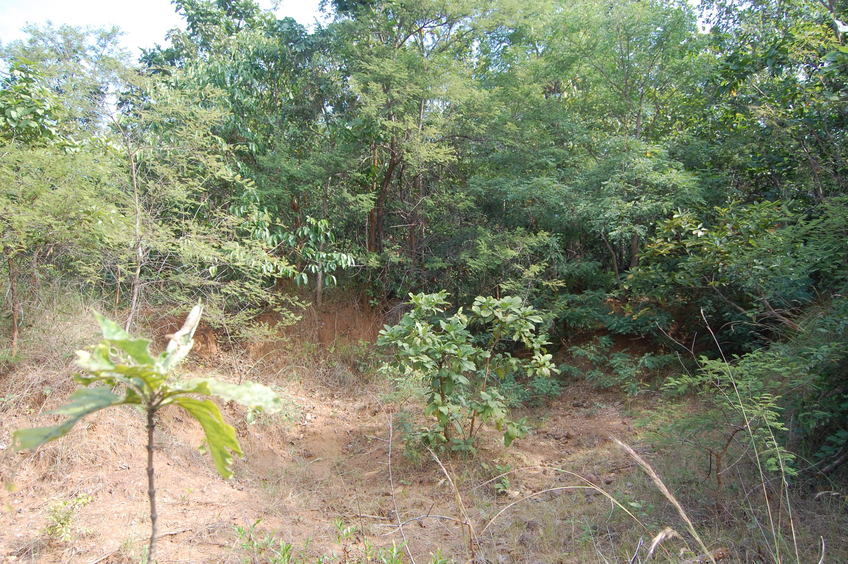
[[2, 23, 302, 349], [108, 70, 298, 334], [284, 217, 355, 307], [697, 0, 848, 201], [1, 23, 130, 136], [326, 0, 482, 287], [468, 0, 704, 277], [1, 62, 125, 356]]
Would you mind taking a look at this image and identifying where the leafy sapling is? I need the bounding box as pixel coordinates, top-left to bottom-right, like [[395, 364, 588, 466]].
[[284, 216, 356, 307], [379, 292, 556, 452], [13, 304, 282, 563]]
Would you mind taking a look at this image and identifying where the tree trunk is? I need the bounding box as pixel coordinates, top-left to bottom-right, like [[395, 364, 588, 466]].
[[367, 140, 399, 253], [601, 234, 620, 281], [126, 244, 143, 332], [125, 149, 144, 332], [146, 408, 159, 563], [408, 174, 423, 265], [629, 232, 640, 268], [316, 270, 323, 308], [368, 186, 389, 253]]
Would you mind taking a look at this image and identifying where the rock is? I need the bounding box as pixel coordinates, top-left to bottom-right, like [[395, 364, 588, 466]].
[[524, 519, 542, 531]]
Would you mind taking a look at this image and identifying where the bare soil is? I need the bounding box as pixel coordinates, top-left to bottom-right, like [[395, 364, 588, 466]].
[[3, 301, 839, 563], [1, 363, 644, 563]]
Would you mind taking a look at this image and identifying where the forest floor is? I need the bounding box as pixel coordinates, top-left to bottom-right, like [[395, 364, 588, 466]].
[[0, 301, 844, 563]]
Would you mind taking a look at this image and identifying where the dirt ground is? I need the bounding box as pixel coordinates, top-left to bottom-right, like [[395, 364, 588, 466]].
[[3, 300, 814, 563], [0, 338, 644, 564]]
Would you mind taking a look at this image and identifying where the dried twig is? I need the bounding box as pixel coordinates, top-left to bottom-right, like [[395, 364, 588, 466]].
[[427, 447, 477, 559], [387, 415, 415, 564], [378, 513, 469, 534], [629, 536, 644, 564]]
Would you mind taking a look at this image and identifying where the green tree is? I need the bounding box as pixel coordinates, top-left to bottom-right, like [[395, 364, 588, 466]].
[[108, 70, 298, 334], [1, 23, 130, 135], [284, 217, 355, 306], [1, 61, 125, 356]]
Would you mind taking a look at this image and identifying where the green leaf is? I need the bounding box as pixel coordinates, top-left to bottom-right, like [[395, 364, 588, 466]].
[[173, 396, 243, 479], [75, 345, 115, 372], [13, 387, 124, 450], [176, 378, 282, 413], [93, 311, 132, 341], [92, 312, 155, 366]]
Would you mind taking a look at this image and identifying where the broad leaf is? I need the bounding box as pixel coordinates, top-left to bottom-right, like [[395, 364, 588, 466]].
[[176, 378, 282, 413], [173, 396, 243, 479], [75, 345, 116, 373], [93, 311, 155, 366], [13, 387, 124, 450]]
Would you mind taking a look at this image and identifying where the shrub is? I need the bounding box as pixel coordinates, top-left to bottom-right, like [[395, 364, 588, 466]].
[[378, 292, 556, 452]]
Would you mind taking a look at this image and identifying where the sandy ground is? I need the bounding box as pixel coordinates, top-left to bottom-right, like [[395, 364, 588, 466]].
[[2, 302, 845, 563]]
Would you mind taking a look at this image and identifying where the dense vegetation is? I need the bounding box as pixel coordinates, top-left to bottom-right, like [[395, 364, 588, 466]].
[[2, 0, 848, 560]]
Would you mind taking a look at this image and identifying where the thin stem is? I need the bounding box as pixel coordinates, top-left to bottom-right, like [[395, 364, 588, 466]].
[[146, 407, 158, 563], [6, 254, 19, 356]]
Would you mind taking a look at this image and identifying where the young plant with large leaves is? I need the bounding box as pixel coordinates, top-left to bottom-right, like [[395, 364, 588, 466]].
[[13, 304, 281, 563]]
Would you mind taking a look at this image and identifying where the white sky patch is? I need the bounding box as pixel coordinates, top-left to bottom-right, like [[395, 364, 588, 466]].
[[0, 0, 325, 56]]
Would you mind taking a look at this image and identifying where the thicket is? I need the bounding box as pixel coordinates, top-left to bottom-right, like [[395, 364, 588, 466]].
[[2, 0, 848, 548]]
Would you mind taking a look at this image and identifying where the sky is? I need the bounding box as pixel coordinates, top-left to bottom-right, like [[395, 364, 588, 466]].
[[0, 0, 326, 56]]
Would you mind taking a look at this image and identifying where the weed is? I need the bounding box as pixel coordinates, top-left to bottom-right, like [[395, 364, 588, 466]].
[[42, 493, 92, 543], [234, 520, 296, 564], [480, 462, 512, 495], [428, 549, 452, 564], [334, 517, 357, 542]]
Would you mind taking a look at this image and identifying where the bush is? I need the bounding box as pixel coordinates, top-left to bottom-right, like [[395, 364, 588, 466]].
[[378, 292, 556, 452]]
